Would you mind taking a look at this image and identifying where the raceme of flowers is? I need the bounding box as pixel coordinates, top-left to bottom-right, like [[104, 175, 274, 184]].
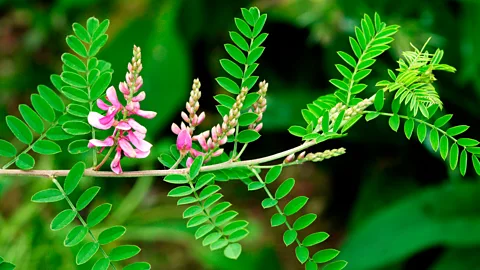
[[88, 45, 157, 174]]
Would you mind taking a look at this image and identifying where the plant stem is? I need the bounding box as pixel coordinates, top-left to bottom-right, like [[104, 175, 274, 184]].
[[94, 143, 117, 171], [0, 141, 317, 178], [170, 155, 184, 170], [51, 177, 117, 270]]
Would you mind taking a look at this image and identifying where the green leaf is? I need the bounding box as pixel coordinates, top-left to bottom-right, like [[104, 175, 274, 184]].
[[92, 258, 110, 270], [457, 138, 480, 147], [92, 19, 110, 40], [68, 139, 90, 154], [195, 224, 215, 239], [88, 34, 108, 57], [265, 165, 282, 184], [388, 114, 400, 132], [87, 17, 100, 35], [374, 90, 384, 111], [284, 196, 309, 216], [0, 140, 16, 157], [32, 94, 55, 122], [87, 203, 112, 228], [108, 245, 140, 262], [446, 125, 469, 137], [32, 140, 61, 155], [251, 33, 268, 50], [430, 129, 440, 151], [6, 115, 33, 144], [63, 121, 91, 135], [238, 112, 258, 126], [293, 213, 317, 231], [64, 226, 88, 247], [305, 261, 318, 270], [323, 260, 348, 270], [64, 162, 86, 195], [190, 156, 204, 179], [61, 86, 89, 103], [216, 77, 240, 94], [242, 76, 259, 90], [342, 115, 363, 133], [249, 7, 260, 22], [51, 209, 77, 231], [223, 220, 249, 235], [72, 22, 90, 42], [349, 37, 362, 58], [210, 239, 229, 251], [283, 229, 297, 246], [177, 196, 197, 206], [271, 213, 286, 227], [90, 72, 112, 100], [220, 59, 244, 79], [19, 104, 44, 134], [472, 156, 480, 175], [199, 185, 221, 200], [329, 79, 349, 91], [61, 71, 87, 88], [215, 211, 238, 226], [261, 198, 278, 209], [16, 153, 35, 170], [187, 215, 209, 228], [0, 262, 15, 270], [203, 232, 222, 246], [313, 249, 340, 263], [183, 205, 203, 218], [333, 111, 346, 131], [449, 143, 459, 170], [365, 112, 379, 122], [66, 35, 87, 57], [460, 149, 468, 176], [46, 126, 73, 141], [234, 18, 252, 38], [168, 186, 193, 197], [230, 32, 249, 51], [76, 242, 99, 265], [76, 186, 101, 211], [303, 232, 329, 247], [335, 64, 353, 79], [321, 111, 329, 132], [351, 84, 367, 94], [354, 69, 372, 81], [224, 44, 246, 64], [248, 182, 265, 191], [252, 14, 267, 37], [241, 8, 254, 25], [98, 226, 127, 245], [228, 229, 248, 243], [164, 174, 188, 184], [404, 119, 414, 139], [66, 104, 89, 118], [247, 47, 265, 65], [417, 123, 427, 143], [158, 154, 176, 168], [62, 53, 87, 72], [440, 136, 449, 160], [275, 178, 295, 200], [434, 114, 453, 128], [289, 126, 307, 137], [295, 246, 309, 264], [31, 189, 64, 203], [224, 243, 242, 259], [123, 262, 151, 270], [237, 130, 261, 143], [337, 51, 356, 67]]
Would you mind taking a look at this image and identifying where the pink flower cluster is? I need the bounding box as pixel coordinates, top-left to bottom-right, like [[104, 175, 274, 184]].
[[88, 45, 156, 174], [172, 83, 249, 167]]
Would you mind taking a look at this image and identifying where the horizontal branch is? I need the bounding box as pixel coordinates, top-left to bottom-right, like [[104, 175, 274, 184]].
[[0, 141, 316, 179]]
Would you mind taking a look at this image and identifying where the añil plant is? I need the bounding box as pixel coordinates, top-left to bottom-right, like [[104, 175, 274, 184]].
[[0, 6, 477, 270]]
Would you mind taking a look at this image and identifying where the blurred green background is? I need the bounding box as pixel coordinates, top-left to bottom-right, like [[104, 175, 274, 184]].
[[1, 0, 480, 269]]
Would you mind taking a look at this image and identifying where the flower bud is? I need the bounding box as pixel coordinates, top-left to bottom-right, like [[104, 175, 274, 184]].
[[176, 129, 192, 155]]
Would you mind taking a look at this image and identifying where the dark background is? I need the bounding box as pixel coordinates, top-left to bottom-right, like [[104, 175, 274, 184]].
[[1, 0, 479, 269]]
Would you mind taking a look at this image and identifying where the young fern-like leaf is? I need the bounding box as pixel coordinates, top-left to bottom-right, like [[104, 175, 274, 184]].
[[249, 167, 347, 270], [166, 157, 250, 259], [330, 13, 399, 106], [30, 162, 149, 268]]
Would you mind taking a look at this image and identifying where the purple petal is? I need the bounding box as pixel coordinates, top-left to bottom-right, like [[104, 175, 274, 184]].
[[106, 86, 122, 108], [134, 149, 150, 158], [116, 121, 131, 131], [88, 137, 114, 148], [128, 131, 152, 152], [135, 110, 157, 119], [128, 119, 147, 133], [97, 99, 110, 110], [99, 107, 118, 125], [119, 138, 136, 158], [111, 147, 123, 174], [88, 112, 114, 130]]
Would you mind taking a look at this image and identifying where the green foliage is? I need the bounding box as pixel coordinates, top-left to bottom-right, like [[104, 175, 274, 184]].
[[30, 162, 148, 268], [166, 157, 250, 259], [0, 257, 15, 270], [250, 167, 347, 270]]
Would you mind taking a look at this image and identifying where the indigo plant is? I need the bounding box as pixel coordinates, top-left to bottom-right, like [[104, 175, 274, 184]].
[[0, 6, 477, 270]]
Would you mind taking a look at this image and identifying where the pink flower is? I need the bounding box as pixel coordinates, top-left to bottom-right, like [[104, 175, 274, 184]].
[[111, 147, 123, 174], [186, 157, 194, 168], [176, 129, 192, 155]]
